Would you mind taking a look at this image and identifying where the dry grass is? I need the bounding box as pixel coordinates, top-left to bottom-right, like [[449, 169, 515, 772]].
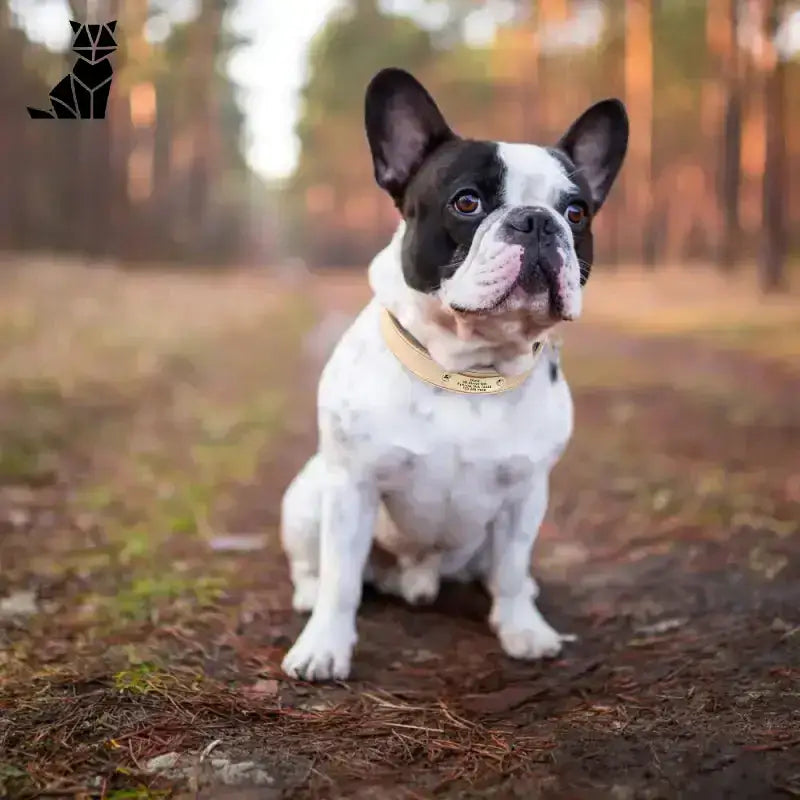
[[581, 263, 800, 368], [0, 258, 298, 384], [0, 258, 316, 798]]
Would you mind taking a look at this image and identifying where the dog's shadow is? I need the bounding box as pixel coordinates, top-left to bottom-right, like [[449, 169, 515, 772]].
[[350, 578, 583, 683], [360, 577, 576, 629], [361, 578, 490, 622]]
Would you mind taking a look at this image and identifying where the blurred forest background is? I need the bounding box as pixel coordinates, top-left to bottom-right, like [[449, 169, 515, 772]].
[[2, 5, 799, 793], [0, 0, 798, 288]]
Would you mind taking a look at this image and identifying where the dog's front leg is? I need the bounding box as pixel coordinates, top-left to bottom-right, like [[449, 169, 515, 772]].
[[282, 467, 377, 681], [487, 473, 571, 660]]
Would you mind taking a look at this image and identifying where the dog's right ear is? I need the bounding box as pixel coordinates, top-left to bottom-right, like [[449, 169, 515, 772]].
[[365, 68, 454, 205]]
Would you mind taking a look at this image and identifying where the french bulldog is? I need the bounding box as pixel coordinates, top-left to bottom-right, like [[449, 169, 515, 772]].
[[281, 68, 628, 681]]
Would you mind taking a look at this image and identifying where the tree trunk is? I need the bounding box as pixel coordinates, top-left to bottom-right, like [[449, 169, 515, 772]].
[[759, 0, 786, 292], [103, 0, 127, 259], [624, 0, 654, 266], [186, 0, 224, 259], [717, 0, 743, 270], [121, 0, 156, 259], [538, 0, 568, 141], [514, 0, 538, 142]]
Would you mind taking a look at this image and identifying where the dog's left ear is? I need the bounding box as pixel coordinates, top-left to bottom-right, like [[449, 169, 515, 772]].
[[557, 99, 628, 212], [365, 68, 454, 205]]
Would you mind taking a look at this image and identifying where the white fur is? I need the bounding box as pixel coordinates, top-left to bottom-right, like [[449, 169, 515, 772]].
[[281, 145, 582, 681], [497, 142, 575, 206]]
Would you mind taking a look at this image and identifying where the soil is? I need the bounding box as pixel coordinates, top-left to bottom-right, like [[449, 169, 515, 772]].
[[0, 269, 797, 800]]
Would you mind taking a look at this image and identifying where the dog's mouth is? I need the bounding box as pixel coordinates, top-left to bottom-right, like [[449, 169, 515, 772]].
[[449, 267, 573, 319], [440, 239, 581, 322], [449, 278, 520, 315]]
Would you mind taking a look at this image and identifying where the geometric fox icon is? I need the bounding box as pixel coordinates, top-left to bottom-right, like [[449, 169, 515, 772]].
[[27, 20, 117, 119]]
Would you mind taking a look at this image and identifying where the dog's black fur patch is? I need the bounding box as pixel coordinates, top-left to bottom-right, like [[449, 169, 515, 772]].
[[400, 140, 505, 293]]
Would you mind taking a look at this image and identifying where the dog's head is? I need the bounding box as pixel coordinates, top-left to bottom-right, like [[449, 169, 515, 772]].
[[69, 20, 118, 65], [365, 68, 627, 341]]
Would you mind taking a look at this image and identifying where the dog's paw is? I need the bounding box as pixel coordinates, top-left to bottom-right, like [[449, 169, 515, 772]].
[[282, 616, 355, 681], [291, 576, 318, 613], [491, 598, 573, 661], [498, 622, 563, 660]]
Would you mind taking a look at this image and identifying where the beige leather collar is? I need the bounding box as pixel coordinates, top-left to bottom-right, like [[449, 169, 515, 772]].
[[380, 307, 545, 395]]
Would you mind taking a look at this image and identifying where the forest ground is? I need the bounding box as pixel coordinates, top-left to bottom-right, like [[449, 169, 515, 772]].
[[0, 259, 797, 800]]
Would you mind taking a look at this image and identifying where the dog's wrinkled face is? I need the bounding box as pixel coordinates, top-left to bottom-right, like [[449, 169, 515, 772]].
[[365, 68, 628, 331]]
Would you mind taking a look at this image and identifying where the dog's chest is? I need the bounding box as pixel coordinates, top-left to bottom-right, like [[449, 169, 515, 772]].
[[371, 405, 543, 548], [319, 303, 573, 543]]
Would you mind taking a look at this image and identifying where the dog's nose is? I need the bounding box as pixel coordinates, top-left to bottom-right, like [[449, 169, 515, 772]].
[[504, 207, 559, 238], [507, 207, 566, 298]]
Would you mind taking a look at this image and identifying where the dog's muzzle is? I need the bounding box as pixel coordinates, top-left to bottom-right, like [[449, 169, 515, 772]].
[[501, 206, 566, 296], [439, 204, 580, 319]]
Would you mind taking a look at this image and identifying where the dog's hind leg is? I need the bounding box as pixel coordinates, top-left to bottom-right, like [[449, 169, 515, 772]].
[[368, 551, 442, 606], [366, 507, 441, 605], [280, 454, 324, 612]]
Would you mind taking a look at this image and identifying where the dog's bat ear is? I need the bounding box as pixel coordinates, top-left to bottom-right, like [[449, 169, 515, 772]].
[[365, 68, 454, 206], [70, 20, 81, 33], [556, 99, 629, 212]]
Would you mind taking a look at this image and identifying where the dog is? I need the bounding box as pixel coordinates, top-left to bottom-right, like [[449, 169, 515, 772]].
[[281, 68, 628, 681], [28, 20, 117, 120]]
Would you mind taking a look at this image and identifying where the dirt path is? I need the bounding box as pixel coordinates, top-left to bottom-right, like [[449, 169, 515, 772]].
[[0, 268, 797, 799], [228, 275, 800, 799]]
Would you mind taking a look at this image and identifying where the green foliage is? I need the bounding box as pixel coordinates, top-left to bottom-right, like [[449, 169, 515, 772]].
[[113, 662, 167, 694], [0, 763, 29, 797], [652, 0, 708, 162], [300, 0, 435, 122], [110, 573, 226, 621], [293, 0, 437, 186], [105, 788, 171, 800], [113, 663, 201, 699], [286, 0, 445, 261], [0, 381, 77, 483]]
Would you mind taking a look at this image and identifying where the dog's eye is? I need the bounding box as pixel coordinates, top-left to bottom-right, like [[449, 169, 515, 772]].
[[565, 203, 587, 227], [451, 191, 482, 216]]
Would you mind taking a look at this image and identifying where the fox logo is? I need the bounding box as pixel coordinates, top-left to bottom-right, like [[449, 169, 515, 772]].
[[27, 20, 117, 119]]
